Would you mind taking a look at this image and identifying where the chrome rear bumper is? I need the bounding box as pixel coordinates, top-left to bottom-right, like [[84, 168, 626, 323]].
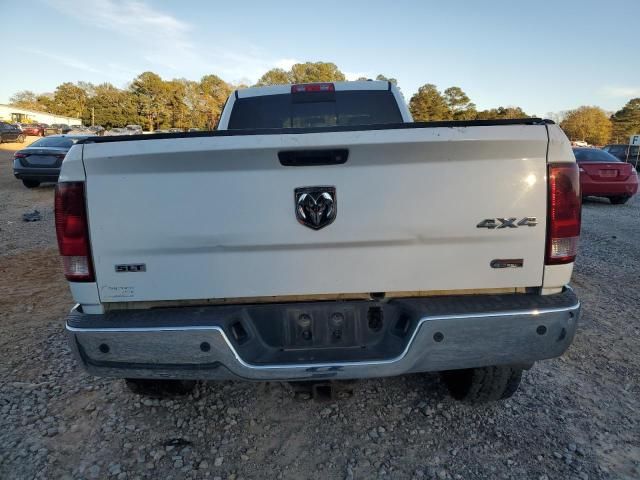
[[66, 288, 580, 381]]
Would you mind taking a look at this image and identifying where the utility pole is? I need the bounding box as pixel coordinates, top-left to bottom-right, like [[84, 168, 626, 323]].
[[91, 107, 95, 127]]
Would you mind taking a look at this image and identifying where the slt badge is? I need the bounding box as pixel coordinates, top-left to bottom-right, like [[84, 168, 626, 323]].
[[295, 186, 337, 230]]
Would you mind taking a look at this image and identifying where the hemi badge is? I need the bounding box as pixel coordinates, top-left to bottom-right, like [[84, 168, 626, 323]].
[[490, 259, 524, 269]]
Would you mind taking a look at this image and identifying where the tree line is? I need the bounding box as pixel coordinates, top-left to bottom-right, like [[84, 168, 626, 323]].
[[408, 85, 639, 145], [558, 101, 640, 145], [9, 72, 235, 131], [8, 61, 639, 143]]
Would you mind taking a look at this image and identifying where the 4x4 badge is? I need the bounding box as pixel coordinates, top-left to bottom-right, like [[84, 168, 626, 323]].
[[477, 217, 537, 229], [295, 186, 337, 230]]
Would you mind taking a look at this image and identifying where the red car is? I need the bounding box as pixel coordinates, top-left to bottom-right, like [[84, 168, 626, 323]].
[[21, 124, 47, 136], [573, 148, 638, 204]]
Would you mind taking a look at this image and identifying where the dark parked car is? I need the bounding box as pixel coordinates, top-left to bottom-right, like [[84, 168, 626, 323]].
[[125, 124, 143, 134], [13, 134, 90, 188], [88, 125, 105, 136], [44, 125, 61, 135], [67, 126, 93, 135], [46, 124, 72, 135], [0, 122, 26, 143], [103, 127, 129, 136], [574, 147, 638, 204], [602, 144, 640, 166], [21, 123, 48, 136]]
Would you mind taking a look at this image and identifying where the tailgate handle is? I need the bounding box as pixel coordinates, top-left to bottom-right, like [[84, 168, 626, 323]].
[[279, 149, 348, 167]]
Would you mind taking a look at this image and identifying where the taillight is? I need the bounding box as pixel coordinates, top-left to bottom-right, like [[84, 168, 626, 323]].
[[14, 152, 27, 158], [291, 83, 335, 93], [546, 163, 581, 265], [54, 182, 94, 281]]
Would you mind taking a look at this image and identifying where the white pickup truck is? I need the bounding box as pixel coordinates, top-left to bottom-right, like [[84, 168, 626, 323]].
[[58, 81, 581, 403]]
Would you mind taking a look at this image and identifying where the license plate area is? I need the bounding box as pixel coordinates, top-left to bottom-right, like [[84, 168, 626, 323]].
[[285, 307, 358, 349], [229, 301, 417, 364], [26, 155, 58, 167], [599, 169, 617, 177]]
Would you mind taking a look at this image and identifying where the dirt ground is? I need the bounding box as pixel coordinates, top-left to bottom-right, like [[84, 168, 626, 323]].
[[0, 139, 639, 480]]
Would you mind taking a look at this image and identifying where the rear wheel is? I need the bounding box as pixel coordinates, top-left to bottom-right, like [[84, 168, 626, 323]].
[[17, 134, 25, 143], [609, 196, 630, 205], [125, 379, 197, 397], [441, 365, 523, 403], [22, 179, 40, 188]]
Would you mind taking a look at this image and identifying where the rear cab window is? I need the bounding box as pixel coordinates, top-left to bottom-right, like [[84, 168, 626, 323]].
[[30, 137, 82, 148], [228, 90, 403, 130]]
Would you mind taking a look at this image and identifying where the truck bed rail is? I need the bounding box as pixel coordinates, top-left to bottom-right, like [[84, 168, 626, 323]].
[[79, 118, 553, 144]]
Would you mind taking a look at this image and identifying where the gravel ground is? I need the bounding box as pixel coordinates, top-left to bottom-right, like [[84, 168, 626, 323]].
[[0, 141, 639, 480]]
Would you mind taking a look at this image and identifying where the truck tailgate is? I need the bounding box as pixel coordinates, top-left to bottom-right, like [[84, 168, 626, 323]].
[[83, 125, 549, 303]]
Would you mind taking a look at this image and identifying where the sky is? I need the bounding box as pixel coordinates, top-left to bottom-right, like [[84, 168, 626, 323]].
[[1, 0, 638, 116]]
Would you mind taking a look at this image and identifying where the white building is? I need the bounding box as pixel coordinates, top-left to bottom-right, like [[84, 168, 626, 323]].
[[0, 104, 82, 126]]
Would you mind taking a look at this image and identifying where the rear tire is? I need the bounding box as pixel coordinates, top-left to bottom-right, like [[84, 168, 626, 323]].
[[441, 366, 523, 403], [22, 179, 40, 188], [125, 379, 197, 397], [609, 196, 630, 205], [17, 134, 25, 143]]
